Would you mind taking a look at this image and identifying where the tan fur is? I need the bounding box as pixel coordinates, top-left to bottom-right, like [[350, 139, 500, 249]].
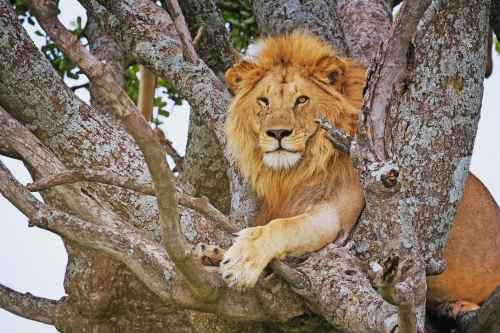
[[221, 32, 500, 312], [225, 32, 365, 225], [427, 173, 500, 314]]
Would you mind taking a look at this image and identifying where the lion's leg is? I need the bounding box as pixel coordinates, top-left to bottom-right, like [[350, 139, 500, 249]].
[[220, 181, 365, 289], [436, 299, 480, 320]]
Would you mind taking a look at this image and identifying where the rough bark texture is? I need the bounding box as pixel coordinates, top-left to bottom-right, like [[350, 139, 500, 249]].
[[85, 15, 125, 126], [392, 0, 487, 269], [79, 0, 258, 229], [350, 0, 488, 331], [183, 110, 231, 215], [337, 0, 393, 66], [178, 0, 233, 216], [252, 0, 346, 54], [0, 283, 57, 325], [178, 0, 236, 81]]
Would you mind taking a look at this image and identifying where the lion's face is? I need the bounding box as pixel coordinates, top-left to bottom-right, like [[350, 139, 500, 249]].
[[224, 33, 365, 204], [250, 67, 322, 169]]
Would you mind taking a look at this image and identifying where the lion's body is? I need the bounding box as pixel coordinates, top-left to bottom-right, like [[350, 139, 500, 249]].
[[221, 32, 500, 313]]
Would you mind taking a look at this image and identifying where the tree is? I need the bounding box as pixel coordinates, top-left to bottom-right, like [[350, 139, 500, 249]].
[[0, 0, 499, 332]]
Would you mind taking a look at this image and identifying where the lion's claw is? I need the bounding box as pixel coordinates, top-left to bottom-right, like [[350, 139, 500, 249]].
[[220, 226, 278, 289], [195, 243, 226, 266]]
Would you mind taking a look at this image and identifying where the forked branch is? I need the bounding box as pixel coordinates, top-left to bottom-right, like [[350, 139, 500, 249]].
[[163, 0, 198, 64], [26, 168, 240, 234], [24, 0, 216, 299], [360, 0, 432, 161]]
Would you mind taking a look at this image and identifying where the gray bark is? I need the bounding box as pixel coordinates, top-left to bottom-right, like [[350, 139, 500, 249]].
[[337, 0, 393, 66], [178, 0, 233, 216], [252, 0, 346, 54], [85, 15, 125, 126]]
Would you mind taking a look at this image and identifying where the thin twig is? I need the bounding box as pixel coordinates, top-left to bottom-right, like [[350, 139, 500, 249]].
[[163, 0, 198, 64], [24, 0, 216, 299], [26, 169, 240, 234], [27, 169, 155, 195], [154, 128, 184, 174], [0, 283, 58, 325], [192, 25, 205, 46], [70, 82, 89, 91]]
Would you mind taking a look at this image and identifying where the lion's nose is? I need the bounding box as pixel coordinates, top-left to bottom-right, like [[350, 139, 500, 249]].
[[266, 129, 292, 140]]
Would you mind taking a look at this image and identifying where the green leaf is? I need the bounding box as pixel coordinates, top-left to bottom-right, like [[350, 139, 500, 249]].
[[35, 30, 44, 37], [67, 71, 79, 80], [27, 16, 35, 26], [159, 110, 170, 117]]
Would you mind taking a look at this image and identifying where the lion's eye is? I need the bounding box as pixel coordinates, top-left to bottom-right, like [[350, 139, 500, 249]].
[[296, 96, 308, 105], [259, 98, 269, 106]]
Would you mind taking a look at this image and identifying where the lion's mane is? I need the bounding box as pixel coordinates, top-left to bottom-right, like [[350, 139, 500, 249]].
[[225, 32, 367, 225]]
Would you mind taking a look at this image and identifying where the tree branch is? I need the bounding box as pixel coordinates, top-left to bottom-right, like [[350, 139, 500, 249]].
[[0, 159, 305, 320], [0, 283, 58, 325], [252, 0, 346, 54], [26, 168, 240, 235], [26, 168, 311, 289], [374, 254, 416, 333], [163, 0, 198, 64], [315, 116, 353, 155], [360, 0, 432, 161], [455, 285, 500, 333], [81, 0, 258, 231], [337, 0, 393, 66], [153, 128, 185, 174], [24, 0, 217, 299]]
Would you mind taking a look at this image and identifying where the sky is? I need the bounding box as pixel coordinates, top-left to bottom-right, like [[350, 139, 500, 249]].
[[1, 2, 499, 332]]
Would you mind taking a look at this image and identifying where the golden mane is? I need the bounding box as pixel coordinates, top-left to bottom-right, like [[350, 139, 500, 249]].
[[225, 32, 367, 225]]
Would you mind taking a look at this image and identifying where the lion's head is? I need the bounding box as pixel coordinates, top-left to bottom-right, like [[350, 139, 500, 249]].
[[225, 32, 366, 223]]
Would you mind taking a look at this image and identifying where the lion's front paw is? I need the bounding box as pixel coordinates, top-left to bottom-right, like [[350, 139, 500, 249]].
[[195, 243, 226, 266], [220, 226, 281, 289]]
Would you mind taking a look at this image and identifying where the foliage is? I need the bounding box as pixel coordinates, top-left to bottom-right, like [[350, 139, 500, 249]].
[[13, 0, 83, 81], [219, 0, 260, 52]]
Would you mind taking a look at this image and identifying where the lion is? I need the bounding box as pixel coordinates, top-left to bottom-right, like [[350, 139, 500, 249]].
[[208, 32, 500, 317]]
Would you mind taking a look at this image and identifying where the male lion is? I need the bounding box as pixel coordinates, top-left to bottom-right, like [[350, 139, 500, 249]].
[[213, 32, 500, 316]]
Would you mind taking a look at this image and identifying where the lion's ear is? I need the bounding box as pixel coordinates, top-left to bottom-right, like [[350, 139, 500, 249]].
[[316, 55, 348, 85], [226, 60, 258, 95]]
